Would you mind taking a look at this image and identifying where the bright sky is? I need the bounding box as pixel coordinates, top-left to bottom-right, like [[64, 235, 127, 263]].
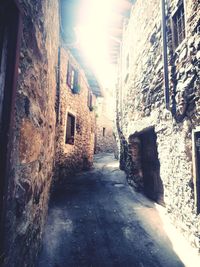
[[75, 0, 120, 88]]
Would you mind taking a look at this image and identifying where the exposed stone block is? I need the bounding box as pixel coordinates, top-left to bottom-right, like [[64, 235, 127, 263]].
[[19, 119, 42, 164], [1, 1, 60, 266]]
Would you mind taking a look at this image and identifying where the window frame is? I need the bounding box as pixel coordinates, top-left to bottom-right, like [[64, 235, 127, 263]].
[[65, 112, 76, 145], [103, 127, 106, 137], [66, 61, 79, 92], [192, 128, 200, 214], [171, 1, 186, 50]]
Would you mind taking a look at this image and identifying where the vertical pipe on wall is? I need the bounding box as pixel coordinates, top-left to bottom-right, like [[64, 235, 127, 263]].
[[56, 0, 63, 125], [161, 0, 170, 110], [56, 46, 61, 125]]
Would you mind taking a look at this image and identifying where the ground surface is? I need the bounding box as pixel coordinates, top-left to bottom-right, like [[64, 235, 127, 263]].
[[37, 153, 199, 267]]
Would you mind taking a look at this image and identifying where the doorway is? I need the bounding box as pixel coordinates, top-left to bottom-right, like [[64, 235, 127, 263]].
[[139, 128, 164, 204], [0, 0, 21, 258]]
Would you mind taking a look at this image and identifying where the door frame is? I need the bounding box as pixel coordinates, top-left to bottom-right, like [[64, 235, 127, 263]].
[[0, 0, 22, 262], [192, 127, 200, 214], [138, 127, 164, 204]]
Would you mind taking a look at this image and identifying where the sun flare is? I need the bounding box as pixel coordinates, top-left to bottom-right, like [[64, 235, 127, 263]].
[[75, 0, 120, 87]]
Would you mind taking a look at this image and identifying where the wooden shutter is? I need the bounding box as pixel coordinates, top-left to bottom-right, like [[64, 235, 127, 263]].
[[67, 61, 72, 88], [73, 70, 78, 92]]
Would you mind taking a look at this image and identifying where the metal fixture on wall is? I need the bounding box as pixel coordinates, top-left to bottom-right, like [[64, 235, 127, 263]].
[[161, 0, 170, 110]]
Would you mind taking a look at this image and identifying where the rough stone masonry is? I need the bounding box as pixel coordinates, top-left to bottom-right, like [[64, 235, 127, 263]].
[[54, 46, 96, 184], [116, 0, 200, 251], [1, 1, 101, 266], [1, 1, 59, 266]]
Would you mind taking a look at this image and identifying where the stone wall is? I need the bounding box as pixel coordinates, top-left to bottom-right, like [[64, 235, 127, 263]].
[[1, 1, 59, 266], [116, 0, 200, 250], [95, 94, 117, 154], [54, 47, 96, 183]]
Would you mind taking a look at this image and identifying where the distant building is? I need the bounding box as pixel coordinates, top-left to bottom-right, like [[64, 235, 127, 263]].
[[116, 0, 200, 250], [54, 45, 101, 183], [95, 89, 117, 154]]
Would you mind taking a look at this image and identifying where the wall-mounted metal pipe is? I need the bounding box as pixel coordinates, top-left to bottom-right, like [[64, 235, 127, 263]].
[[161, 0, 170, 110], [56, 46, 61, 125]]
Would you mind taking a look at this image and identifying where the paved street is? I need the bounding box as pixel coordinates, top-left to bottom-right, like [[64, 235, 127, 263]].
[[38, 154, 188, 267]]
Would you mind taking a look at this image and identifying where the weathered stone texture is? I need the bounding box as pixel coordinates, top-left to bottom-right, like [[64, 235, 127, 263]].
[[2, 1, 59, 266], [19, 119, 42, 164], [117, 0, 200, 251], [54, 47, 96, 184], [95, 115, 116, 154], [95, 95, 117, 154]]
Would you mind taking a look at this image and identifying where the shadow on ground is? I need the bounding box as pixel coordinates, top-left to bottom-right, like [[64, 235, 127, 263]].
[[37, 153, 185, 267]]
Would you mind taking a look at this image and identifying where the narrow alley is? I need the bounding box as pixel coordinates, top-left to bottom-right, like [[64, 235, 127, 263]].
[[38, 154, 191, 267], [1, 1, 200, 266]]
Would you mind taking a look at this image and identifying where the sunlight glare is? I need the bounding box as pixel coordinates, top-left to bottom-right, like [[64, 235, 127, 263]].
[[75, 0, 120, 87]]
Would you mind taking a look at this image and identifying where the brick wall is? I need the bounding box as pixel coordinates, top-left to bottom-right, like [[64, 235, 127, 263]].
[[116, 0, 200, 250]]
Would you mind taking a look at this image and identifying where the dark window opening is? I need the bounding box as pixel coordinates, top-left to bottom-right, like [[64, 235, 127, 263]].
[[65, 113, 75, 145], [67, 62, 79, 93], [103, 127, 106, 137], [172, 2, 186, 49], [192, 129, 200, 214]]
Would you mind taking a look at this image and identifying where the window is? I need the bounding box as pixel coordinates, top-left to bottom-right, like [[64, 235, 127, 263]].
[[88, 90, 93, 111], [67, 62, 79, 93], [172, 2, 186, 49], [103, 127, 106, 137], [65, 113, 75, 145]]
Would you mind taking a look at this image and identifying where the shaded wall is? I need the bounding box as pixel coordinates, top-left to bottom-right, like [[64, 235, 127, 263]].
[[1, 1, 59, 266]]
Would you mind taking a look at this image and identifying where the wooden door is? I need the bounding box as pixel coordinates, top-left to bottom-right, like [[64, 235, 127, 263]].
[[140, 128, 164, 203]]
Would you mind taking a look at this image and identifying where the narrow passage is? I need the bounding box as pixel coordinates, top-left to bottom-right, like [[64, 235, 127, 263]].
[[38, 154, 184, 267]]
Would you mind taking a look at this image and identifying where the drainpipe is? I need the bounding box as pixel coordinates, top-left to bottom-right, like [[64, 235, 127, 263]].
[[161, 0, 170, 110], [56, 46, 61, 125]]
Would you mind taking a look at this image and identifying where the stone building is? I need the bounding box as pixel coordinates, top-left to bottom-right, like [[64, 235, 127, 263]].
[[0, 0, 101, 266], [54, 45, 101, 182], [116, 0, 200, 250], [95, 89, 117, 154], [53, 0, 102, 183], [0, 1, 60, 266]]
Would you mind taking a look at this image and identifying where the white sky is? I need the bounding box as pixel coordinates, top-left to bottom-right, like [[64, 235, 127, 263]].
[[75, 0, 120, 88]]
